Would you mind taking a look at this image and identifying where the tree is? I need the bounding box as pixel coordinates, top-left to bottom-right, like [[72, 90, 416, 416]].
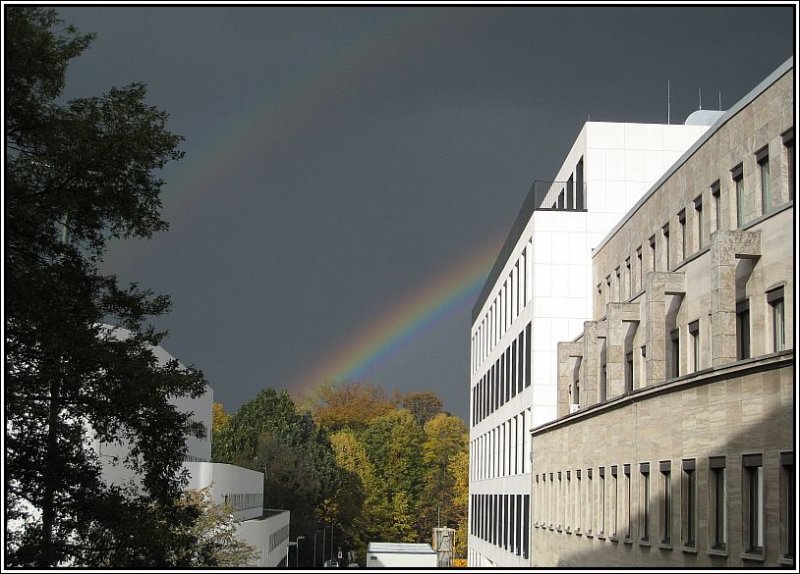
[[394, 390, 443, 427], [176, 487, 259, 567], [308, 380, 395, 432], [211, 402, 231, 434], [419, 414, 468, 538], [212, 389, 339, 568], [6, 7, 206, 567], [448, 450, 469, 560]]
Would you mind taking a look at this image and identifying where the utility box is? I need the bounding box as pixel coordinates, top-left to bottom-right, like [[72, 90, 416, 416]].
[[432, 528, 455, 567], [366, 542, 437, 567]]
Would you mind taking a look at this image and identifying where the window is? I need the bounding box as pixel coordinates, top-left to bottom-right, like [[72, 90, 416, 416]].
[[625, 257, 632, 299], [565, 471, 571, 532], [648, 236, 656, 274], [640, 463, 650, 542], [757, 146, 771, 214], [783, 129, 794, 200], [640, 345, 647, 387], [711, 180, 722, 232], [576, 158, 585, 210], [678, 210, 686, 261], [600, 362, 607, 402], [742, 454, 764, 554], [709, 456, 727, 550], [637, 247, 643, 291], [660, 461, 671, 545], [694, 195, 704, 250], [689, 320, 700, 373], [681, 459, 696, 548], [576, 469, 582, 533], [670, 328, 680, 378], [732, 163, 745, 227], [566, 176, 574, 209], [768, 287, 786, 352], [523, 494, 530, 558], [736, 299, 750, 360], [587, 468, 594, 535], [599, 467, 606, 536], [780, 452, 794, 561], [624, 464, 632, 540], [662, 225, 670, 270], [611, 466, 618, 538], [625, 351, 634, 393]]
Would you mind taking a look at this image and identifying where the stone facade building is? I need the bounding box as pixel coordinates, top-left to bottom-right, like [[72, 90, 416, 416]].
[[529, 58, 794, 567]]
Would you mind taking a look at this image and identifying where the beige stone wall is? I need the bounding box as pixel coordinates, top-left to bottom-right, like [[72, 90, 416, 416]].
[[531, 357, 793, 567]]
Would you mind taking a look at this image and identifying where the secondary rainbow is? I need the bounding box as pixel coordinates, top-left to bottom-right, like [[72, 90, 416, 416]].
[[293, 235, 504, 395]]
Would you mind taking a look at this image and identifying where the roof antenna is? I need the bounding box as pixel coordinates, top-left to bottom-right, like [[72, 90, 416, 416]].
[[667, 80, 671, 124], [698, 88, 702, 110]]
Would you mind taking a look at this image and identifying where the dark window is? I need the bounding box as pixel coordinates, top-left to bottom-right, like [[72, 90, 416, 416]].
[[660, 461, 671, 545], [732, 163, 745, 227], [670, 328, 680, 378], [682, 459, 696, 548], [640, 463, 650, 542], [694, 195, 704, 250], [517, 332, 524, 393], [678, 210, 686, 261], [576, 157, 585, 210], [662, 224, 670, 270], [780, 452, 794, 560], [783, 129, 794, 200], [624, 464, 632, 539], [768, 287, 786, 352], [523, 495, 530, 558], [736, 299, 750, 360], [709, 456, 727, 550], [743, 454, 764, 554], [625, 351, 634, 393], [757, 146, 771, 213], [611, 466, 618, 537], [648, 236, 656, 273], [689, 320, 700, 373], [711, 180, 721, 232], [525, 323, 532, 387]]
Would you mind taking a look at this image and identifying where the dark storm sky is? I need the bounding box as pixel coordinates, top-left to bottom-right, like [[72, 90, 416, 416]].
[[54, 4, 794, 421]]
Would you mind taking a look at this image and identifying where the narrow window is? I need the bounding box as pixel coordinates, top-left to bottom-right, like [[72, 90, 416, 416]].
[[624, 464, 632, 540], [768, 287, 786, 352], [640, 463, 650, 542], [611, 466, 618, 538], [678, 210, 686, 261], [681, 459, 696, 548], [709, 456, 727, 550], [576, 469, 582, 533], [711, 180, 721, 232], [599, 467, 606, 536], [670, 328, 680, 378], [780, 452, 794, 561], [662, 224, 670, 270], [566, 176, 574, 209], [587, 468, 594, 535], [757, 146, 771, 214], [576, 157, 585, 210], [625, 257, 632, 299], [689, 320, 700, 373], [637, 247, 643, 291], [640, 345, 647, 386], [625, 351, 634, 393], [694, 195, 704, 250], [558, 189, 565, 209], [783, 129, 794, 200], [660, 461, 671, 545], [742, 454, 764, 554], [523, 494, 530, 558], [600, 361, 607, 402], [732, 163, 745, 227], [525, 323, 532, 388], [736, 299, 750, 360]]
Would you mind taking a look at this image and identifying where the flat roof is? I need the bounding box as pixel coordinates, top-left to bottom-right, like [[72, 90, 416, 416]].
[[367, 542, 436, 554]]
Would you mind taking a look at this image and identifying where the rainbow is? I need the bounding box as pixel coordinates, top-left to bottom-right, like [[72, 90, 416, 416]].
[[292, 233, 504, 395]]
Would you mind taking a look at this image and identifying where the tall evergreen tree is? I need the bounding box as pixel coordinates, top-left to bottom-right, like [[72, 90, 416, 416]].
[[5, 7, 208, 567]]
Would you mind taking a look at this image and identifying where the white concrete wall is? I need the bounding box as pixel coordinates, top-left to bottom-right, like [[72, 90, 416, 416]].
[[237, 510, 290, 567], [183, 462, 264, 521], [366, 551, 438, 567], [467, 121, 711, 567]]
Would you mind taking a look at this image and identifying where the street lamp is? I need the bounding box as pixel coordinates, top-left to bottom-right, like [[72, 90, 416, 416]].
[[294, 536, 305, 568]]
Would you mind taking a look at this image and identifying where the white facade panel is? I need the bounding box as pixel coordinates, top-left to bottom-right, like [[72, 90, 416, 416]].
[[469, 119, 711, 566]]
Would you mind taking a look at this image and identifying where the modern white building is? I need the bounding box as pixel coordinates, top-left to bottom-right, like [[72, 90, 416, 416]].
[[94, 327, 290, 567], [467, 118, 719, 566]]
